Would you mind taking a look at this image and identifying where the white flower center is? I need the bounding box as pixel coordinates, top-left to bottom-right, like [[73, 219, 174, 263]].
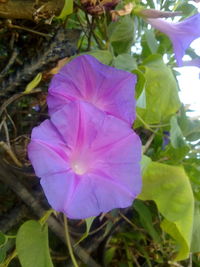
[[72, 161, 87, 175]]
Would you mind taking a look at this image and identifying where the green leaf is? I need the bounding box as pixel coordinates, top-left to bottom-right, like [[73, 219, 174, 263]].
[[16, 220, 54, 267], [24, 72, 42, 94], [170, 115, 188, 148], [139, 162, 194, 260], [75, 217, 95, 246], [134, 200, 161, 242], [174, 1, 197, 17], [141, 155, 152, 174], [104, 247, 116, 266], [57, 0, 73, 19], [108, 16, 134, 55], [132, 69, 146, 99], [0, 247, 6, 263], [136, 89, 146, 109], [113, 54, 137, 71], [85, 216, 95, 233], [0, 232, 6, 247], [190, 204, 200, 253], [178, 109, 200, 142], [144, 29, 158, 54], [85, 50, 113, 65], [136, 55, 181, 126], [161, 144, 190, 162]]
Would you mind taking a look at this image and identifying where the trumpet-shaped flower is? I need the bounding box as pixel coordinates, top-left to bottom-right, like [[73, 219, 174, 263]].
[[28, 101, 142, 219], [183, 58, 200, 68], [48, 55, 137, 125], [147, 13, 200, 66]]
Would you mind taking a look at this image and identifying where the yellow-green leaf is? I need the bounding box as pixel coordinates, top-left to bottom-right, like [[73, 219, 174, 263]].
[[24, 72, 42, 94], [136, 55, 181, 126], [139, 162, 194, 261], [57, 0, 73, 20]]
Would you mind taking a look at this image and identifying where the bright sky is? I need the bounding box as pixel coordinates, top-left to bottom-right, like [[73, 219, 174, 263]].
[[176, 3, 200, 118], [177, 38, 200, 118]]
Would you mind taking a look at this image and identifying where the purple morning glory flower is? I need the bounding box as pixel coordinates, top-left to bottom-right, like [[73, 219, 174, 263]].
[[147, 13, 200, 66], [183, 58, 200, 68], [28, 101, 142, 219], [47, 55, 137, 125]]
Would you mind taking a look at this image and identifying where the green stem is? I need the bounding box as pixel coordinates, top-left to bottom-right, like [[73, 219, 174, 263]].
[[63, 214, 79, 267], [136, 113, 157, 134]]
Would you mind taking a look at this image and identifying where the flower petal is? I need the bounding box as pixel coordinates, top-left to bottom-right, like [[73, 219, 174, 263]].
[[28, 120, 70, 177], [94, 132, 142, 194], [40, 171, 76, 212], [147, 13, 200, 66], [65, 173, 135, 219], [51, 101, 137, 153], [48, 55, 137, 124]]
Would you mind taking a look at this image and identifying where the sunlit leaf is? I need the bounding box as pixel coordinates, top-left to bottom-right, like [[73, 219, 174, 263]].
[[113, 54, 137, 71], [190, 204, 200, 253], [136, 89, 146, 109], [141, 155, 152, 174], [136, 55, 181, 126], [85, 50, 113, 65], [24, 73, 42, 94], [57, 0, 73, 19], [139, 162, 194, 260]]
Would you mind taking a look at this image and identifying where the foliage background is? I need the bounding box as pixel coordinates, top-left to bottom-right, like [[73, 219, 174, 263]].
[[0, 0, 200, 266]]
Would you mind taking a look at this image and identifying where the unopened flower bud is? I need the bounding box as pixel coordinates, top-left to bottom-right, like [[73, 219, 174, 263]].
[[134, 7, 182, 19]]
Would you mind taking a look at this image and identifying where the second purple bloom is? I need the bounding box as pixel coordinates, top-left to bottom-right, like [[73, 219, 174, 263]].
[[48, 55, 137, 125]]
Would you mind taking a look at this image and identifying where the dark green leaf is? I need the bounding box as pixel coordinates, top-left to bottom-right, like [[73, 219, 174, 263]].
[[0, 232, 6, 247], [104, 247, 116, 266], [134, 200, 161, 242], [0, 247, 6, 263]]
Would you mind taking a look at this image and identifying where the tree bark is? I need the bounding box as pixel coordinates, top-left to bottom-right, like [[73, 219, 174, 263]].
[[0, 0, 64, 21]]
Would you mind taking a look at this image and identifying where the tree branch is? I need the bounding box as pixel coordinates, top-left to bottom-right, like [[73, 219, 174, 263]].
[[0, 0, 64, 21]]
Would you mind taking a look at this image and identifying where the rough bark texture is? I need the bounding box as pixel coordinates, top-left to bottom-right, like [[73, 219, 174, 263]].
[[0, 0, 64, 21]]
